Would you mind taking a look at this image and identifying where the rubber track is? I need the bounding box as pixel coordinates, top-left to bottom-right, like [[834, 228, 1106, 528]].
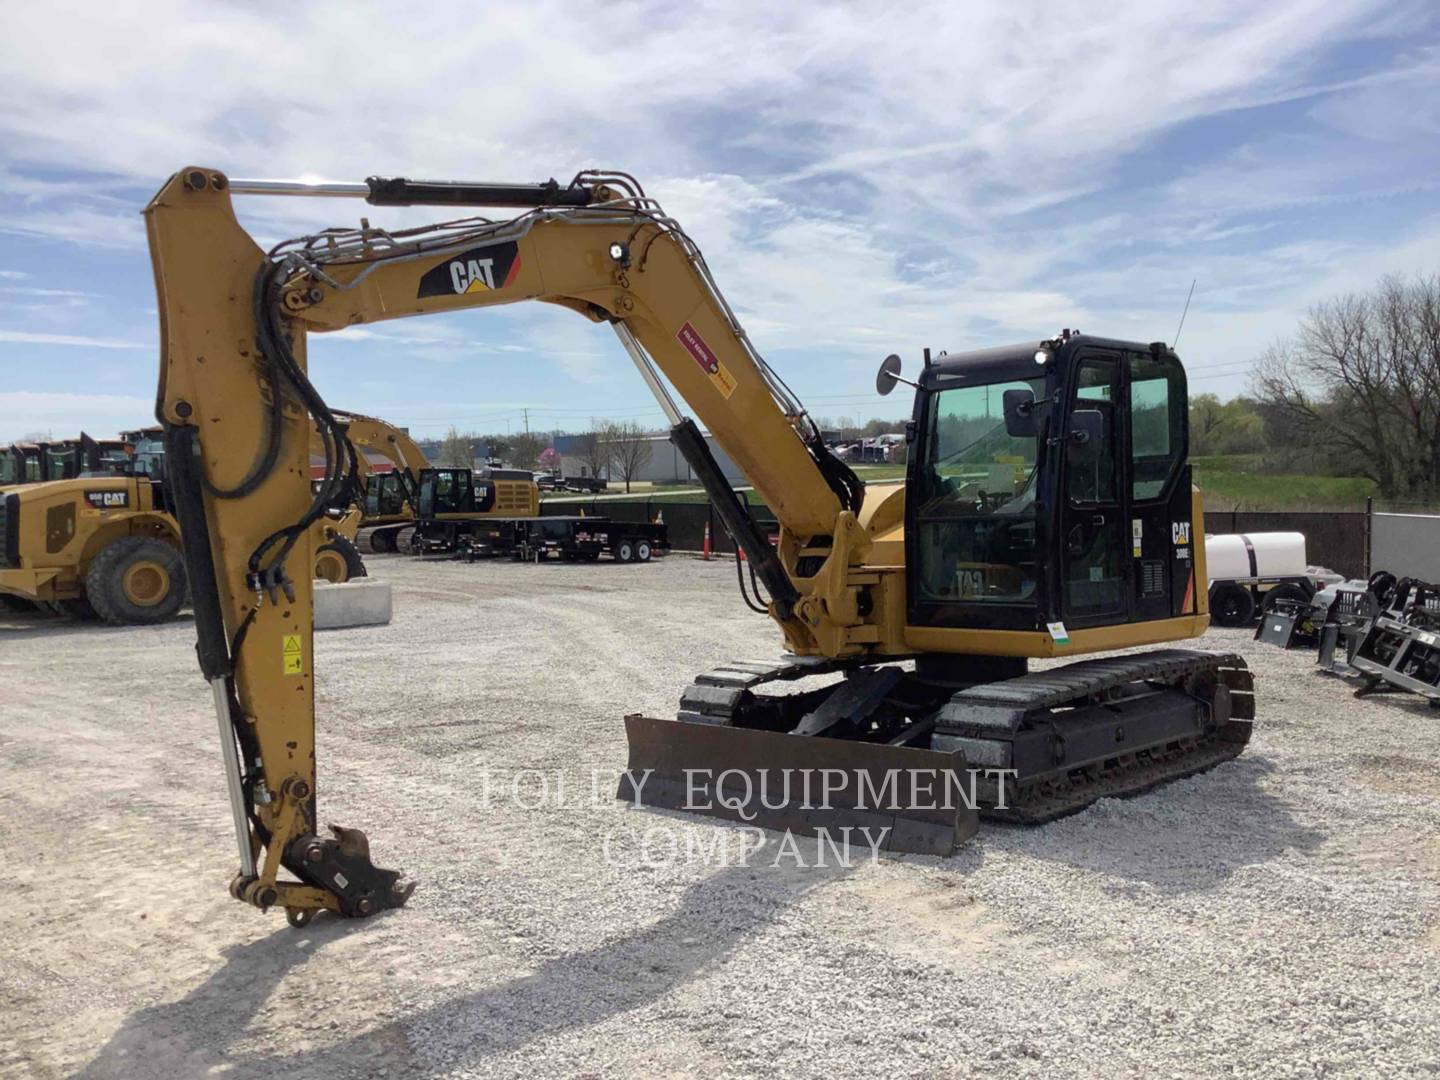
[[945, 649, 1256, 823], [678, 649, 1255, 825]]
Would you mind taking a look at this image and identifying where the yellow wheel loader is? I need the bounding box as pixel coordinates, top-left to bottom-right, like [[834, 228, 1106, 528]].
[[146, 168, 1253, 926], [0, 437, 367, 624]]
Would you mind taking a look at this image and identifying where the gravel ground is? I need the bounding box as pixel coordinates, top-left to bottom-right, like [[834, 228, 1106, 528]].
[[1, 553, 1438, 1079]]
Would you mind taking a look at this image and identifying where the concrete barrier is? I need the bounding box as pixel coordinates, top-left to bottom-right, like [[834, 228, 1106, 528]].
[[314, 579, 393, 630]]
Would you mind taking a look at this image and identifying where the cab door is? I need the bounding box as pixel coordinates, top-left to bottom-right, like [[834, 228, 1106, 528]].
[[1059, 355, 1128, 628]]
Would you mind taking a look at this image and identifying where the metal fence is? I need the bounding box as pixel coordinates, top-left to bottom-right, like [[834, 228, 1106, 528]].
[[1206, 510, 1369, 578], [1370, 510, 1440, 582]]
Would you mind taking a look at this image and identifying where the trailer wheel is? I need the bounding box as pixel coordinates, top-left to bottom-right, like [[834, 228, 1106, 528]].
[[615, 540, 635, 563], [635, 540, 652, 562], [1209, 583, 1256, 627], [315, 535, 367, 583], [1261, 583, 1310, 614], [85, 536, 187, 626]]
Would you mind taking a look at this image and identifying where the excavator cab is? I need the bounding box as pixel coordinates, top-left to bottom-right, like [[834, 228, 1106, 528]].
[[416, 468, 496, 516], [363, 471, 410, 519], [906, 336, 1197, 639]]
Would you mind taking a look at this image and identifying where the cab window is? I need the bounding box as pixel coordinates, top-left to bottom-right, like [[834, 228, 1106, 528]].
[[913, 377, 1044, 605], [1129, 354, 1185, 500], [1067, 360, 1118, 505]]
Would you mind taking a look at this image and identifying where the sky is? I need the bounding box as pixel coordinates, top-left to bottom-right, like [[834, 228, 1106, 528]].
[[1, 0, 1438, 443]]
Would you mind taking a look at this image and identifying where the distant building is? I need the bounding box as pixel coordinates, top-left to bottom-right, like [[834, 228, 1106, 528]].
[[553, 431, 744, 485]]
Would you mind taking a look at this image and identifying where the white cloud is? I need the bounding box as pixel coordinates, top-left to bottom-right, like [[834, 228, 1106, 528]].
[[0, 0, 1434, 425], [0, 270, 28, 279], [0, 286, 96, 298], [0, 205, 147, 249], [0, 330, 144, 348], [0, 391, 153, 442]]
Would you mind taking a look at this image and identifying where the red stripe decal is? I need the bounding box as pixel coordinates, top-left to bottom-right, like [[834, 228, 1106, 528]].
[[676, 322, 721, 375], [502, 252, 522, 288]]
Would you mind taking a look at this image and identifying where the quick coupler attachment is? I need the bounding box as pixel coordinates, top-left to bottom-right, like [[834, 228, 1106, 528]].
[[285, 825, 416, 918]]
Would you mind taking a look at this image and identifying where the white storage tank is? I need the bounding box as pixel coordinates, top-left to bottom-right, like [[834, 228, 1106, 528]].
[[1205, 532, 1307, 582]]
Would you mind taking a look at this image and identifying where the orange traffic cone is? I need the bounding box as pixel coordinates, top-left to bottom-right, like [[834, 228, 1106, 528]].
[[655, 508, 664, 524]]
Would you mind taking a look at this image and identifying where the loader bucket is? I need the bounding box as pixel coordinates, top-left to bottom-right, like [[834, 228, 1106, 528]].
[[618, 714, 980, 856]]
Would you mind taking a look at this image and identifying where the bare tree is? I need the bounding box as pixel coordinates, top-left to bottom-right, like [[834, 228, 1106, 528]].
[[577, 424, 611, 479], [1252, 272, 1440, 499], [438, 426, 472, 468], [508, 432, 546, 470], [599, 420, 653, 493]]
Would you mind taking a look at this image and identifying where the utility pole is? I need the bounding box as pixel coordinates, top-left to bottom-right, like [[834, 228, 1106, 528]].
[[522, 408, 530, 435]]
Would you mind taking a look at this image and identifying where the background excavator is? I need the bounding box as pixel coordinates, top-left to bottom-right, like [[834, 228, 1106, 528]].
[[147, 166, 1253, 926], [325, 409, 540, 554]]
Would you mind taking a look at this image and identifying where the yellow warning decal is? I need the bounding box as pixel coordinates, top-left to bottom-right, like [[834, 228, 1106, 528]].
[[710, 362, 738, 398], [282, 634, 303, 675]]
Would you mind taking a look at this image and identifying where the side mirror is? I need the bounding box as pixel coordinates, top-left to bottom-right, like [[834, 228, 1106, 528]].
[[1068, 409, 1106, 460], [1002, 389, 1038, 437], [876, 354, 903, 396]]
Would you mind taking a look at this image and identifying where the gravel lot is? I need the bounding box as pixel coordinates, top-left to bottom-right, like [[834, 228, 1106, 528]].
[[2, 553, 1438, 1078]]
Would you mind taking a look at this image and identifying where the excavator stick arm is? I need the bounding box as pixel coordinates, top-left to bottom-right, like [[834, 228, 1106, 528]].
[[145, 166, 872, 920]]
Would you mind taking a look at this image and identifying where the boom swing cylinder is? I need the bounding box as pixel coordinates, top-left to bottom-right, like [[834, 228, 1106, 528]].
[[147, 167, 1251, 925]]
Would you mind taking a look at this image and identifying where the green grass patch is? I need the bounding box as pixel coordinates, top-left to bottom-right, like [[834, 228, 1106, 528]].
[[1193, 462, 1375, 510], [544, 488, 766, 506], [850, 463, 907, 482], [546, 458, 1375, 512]]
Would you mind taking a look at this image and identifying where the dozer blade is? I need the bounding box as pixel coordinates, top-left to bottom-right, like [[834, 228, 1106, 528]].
[[618, 714, 980, 856]]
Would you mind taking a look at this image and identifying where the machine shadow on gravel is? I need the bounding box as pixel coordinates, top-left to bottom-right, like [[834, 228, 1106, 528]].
[[75, 915, 358, 1079], [79, 846, 850, 1077], [970, 755, 1325, 894], [0, 612, 193, 640]]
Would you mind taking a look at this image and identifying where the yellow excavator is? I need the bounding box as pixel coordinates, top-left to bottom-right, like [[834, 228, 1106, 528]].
[[146, 167, 1253, 926], [323, 409, 540, 554]]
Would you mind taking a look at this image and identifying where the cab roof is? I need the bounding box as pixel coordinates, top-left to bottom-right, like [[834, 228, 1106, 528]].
[[918, 335, 1173, 389]]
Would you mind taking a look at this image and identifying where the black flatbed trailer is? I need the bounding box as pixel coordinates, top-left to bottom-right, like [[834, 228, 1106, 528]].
[[413, 515, 669, 563]]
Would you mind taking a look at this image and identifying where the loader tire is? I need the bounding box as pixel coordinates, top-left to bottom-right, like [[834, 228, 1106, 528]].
[[0, 594, 37, 613], [315, 535, 367, 584], [1209, 583, 1256, 627], [86, 537, 187, 626]]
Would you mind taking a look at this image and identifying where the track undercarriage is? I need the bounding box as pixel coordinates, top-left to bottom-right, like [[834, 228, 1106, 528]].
[[621, 649, 1254, 854]]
